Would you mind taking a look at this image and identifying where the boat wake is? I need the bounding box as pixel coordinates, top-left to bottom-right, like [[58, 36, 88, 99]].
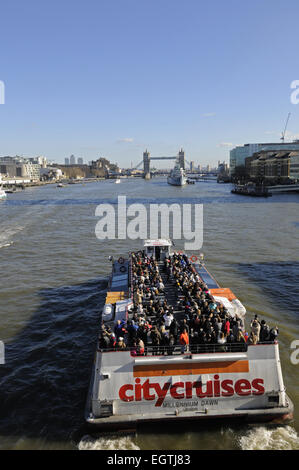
[[238, 425, 299, 450], [0, 225, 24, 248], [0, 241, 14, 249], [78, 434, 140, 450], [78, 426, 299, 450]]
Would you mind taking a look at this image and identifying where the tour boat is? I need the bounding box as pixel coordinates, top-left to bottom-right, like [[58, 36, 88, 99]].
[[85, 239, 293, 430]]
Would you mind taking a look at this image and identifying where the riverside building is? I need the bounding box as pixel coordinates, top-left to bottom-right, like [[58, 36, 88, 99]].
[[245, 150, 299, 183], [230, 141, 299, 176], [0, 156, 43, 182]]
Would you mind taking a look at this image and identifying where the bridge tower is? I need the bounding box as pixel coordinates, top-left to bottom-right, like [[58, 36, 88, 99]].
[[178, 148, 185, 170], [143, 149, 151, 179]]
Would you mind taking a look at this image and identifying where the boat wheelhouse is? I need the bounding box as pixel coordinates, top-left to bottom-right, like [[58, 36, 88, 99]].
[[143, 238, 173, 261]]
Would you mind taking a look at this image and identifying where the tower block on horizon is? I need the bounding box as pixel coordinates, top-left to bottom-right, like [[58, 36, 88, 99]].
[[143, 149, 151, 179], [178, 148, 185, 170]]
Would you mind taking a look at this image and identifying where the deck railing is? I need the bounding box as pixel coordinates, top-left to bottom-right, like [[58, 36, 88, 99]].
[[98, 341, 277, 355]]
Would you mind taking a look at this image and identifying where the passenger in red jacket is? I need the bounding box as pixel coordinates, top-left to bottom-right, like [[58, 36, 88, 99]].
[[180, 329, 189, 353], [224, 319, 230, 336]]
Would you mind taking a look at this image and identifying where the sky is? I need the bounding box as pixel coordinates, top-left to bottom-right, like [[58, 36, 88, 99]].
[[0, 0, 299, 167]]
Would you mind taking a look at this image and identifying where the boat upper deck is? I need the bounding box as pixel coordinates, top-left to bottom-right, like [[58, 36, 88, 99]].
[[99, 248, 279, 356], [193, 263, 219, 289], [109, 258, 130, 293]]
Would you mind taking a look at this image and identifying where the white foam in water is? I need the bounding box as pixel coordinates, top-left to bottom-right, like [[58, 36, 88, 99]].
[[238, 426, 299, 450], [0, 225, 24, 248], [78, 435, 140, 451], [0, 241, 13, 248]]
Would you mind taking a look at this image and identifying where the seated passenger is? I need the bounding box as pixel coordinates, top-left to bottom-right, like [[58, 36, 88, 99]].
[[127, 320, 138, 345], [269, 326, 279, 342], [226, 330, 235, 343], [250, 319, 261, 342], [99, 333, 110, 349], [107, 331, 116, 348], [248, 332, 258, 345], [163, 311, 174, 329], [137, 338, 145, 355], [150, 326, 161, 354], [180, 318, 190, 334], [217, 332, 226, 345], [167, 334, 175, 355], [224, 318, 231, 336], [260, 320, 270, 342], [130, 341, 138, 356], [236, 330, 246, 343], [117, 337, 126, 349], [114, 320, 126, 339], [137, 304, 144, 315]]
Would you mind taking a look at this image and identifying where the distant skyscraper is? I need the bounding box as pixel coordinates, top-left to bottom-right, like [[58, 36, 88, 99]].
[[190, 161, 194, 171], [65, 157, 69, 165], [78, 157, 83, 165], [70, 154, 76, 165]]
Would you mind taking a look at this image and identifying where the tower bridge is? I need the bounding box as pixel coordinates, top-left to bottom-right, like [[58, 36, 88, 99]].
[[133, 149, 186, 179]]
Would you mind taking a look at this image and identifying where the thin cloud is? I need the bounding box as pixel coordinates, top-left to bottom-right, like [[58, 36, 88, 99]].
[[117, 138, 134, 143], [284, 130, 299, 141], [264, 130, 299, 140], [202, 112, 216, 117], [217, 142, 233, 148]]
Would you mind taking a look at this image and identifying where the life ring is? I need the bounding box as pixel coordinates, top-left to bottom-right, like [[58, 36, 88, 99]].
[[118, 257, 125, 264], [190, 255, 198, 263], [120, 266, 126, 273]]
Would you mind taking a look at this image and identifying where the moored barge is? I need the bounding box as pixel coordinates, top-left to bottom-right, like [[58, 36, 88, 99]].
[[231, 183, 272, 197]]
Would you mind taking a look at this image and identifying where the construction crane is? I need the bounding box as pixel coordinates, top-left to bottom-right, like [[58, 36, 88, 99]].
[[281, 112, 291, 143]]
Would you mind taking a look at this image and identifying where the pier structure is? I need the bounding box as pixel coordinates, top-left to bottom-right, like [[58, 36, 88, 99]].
[[267, 183, 299, 193]]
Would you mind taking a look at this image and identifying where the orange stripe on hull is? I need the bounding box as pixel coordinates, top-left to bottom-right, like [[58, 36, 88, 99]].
[[133, 360, 249, 377], [209, 288, 236, 301]]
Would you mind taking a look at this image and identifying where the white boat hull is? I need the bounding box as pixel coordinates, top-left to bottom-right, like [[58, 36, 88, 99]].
[[167, 175, 187, 186], [86, 345, 294, 429]]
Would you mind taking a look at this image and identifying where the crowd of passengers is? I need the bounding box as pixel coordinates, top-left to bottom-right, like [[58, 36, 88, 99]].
[[99, 251, 279, 353]]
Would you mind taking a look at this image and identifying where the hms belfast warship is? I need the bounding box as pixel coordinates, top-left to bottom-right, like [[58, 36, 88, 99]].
[[167, 163, 187, 186]]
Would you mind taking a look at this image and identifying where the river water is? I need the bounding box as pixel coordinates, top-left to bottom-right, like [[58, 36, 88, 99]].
[[0, 178, 298, 450]]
